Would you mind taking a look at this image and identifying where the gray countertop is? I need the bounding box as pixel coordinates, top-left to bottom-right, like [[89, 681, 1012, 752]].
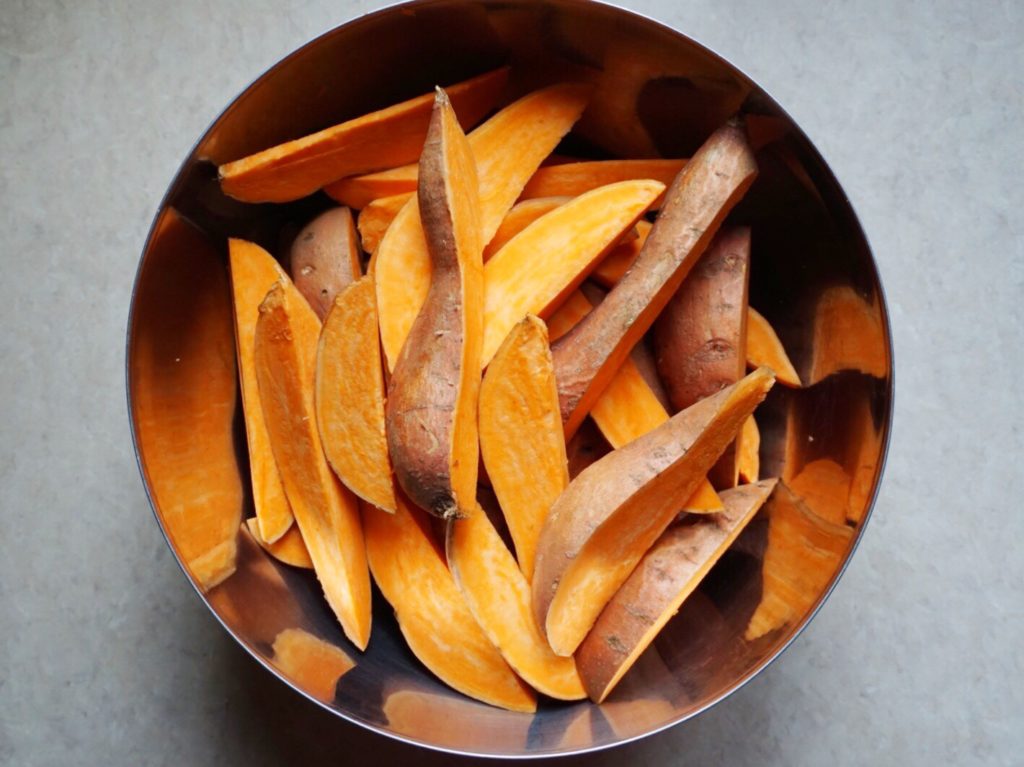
[[1, 1, 1021, 764]]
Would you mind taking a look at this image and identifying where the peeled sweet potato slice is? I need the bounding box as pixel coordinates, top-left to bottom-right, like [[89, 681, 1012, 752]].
[[227, 238, 295, 544], [745, 482, 853, 640], [255, 282, 372, 649], [481, 179, 664, 365], [375, 83, 591, 371], [289, 207, 363, 320], [746, 306, 800, 387], [329, 168, 418, 210], [787, 458, 851, 526], [577, 479, 777, 702], [218, 67, 508, 202], [357, 193, 411, 254], [808, 285, 888, 384], [131, 211, 242, 591], [478, 316, 568, 580], [483, 196, 569, 260], [447, 504, 586, 700], [519, 159, 685, 207], [316, 276, 396, 512], [551, 119, 758, 438], [244, 517, 312, 569], [738, 415, 761, 483], [364, 496, 536, 712], [590, 220, 651, 288], [271, 628, 356, 703], [533, 368, 775, 656], [386, 89, 483, 519]]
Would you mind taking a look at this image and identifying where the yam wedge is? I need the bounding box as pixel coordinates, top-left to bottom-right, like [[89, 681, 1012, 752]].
[[483, 196, 570, 261], [244, 518, 313, 569], [519, 159, 686, 207], [737, 415, 761, 484], [357, 193, 412, 254], [590, 220, 652, 288], [746, 306, 800, 387]]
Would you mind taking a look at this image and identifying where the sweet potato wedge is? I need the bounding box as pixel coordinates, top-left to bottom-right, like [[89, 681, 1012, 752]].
[[132, 211, 242, 591], [655, 226, 751, 488], [316, 275, 396, 512], [590, 220, 651, 288], [364, 496, 536, 712], [519, 159, 685, 207], [386, 89, 483, 519], [551, 118, 758, 438], [533, 367, 775, 656], [481, 179, 664, 365], [219, 67, 508, 202], [478, 316, 568, 580], [289, 207, 363, 320], [577, 479, 777, 702], [227, 238, 295, 544], [746, 306, 800, 387], [255, 282, 372, 649], [483, 196, 569, 261], [244, 517, 313, 569], [357, 193, 412, 254], [738, 415, 761, 483], [808, 285, 888, 384], [745, 482, 854, 640], [328, 168, 418, 210], [447, 504, 586, 700], [271, 628, 356, 703], [375, 83, 591, 370]]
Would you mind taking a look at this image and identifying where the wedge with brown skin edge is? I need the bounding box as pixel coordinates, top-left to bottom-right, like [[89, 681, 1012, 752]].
[[746, 306, 801, 387], [374, 83, 591, 371], [244, 518, 312, 569], [270, 628, 355, 703], [255, 282, 372, 649], [316, 275, 396, 513], [219, 67, 508, 202], [289, 207, 363, 321], [533, 367, 775, 656], [577, 479, 777, 702], [550, 118, 758, 439], [655, 226, 751, 488], [483, 196, 570, 260], [357, 193, 411, 254], [478, 316, 567, 580], [590, 220, 652, 288], [386, 89, 483, 520], [364, 496, 536, 712], [227, 238, 295, 544], [447, 503, 586, 700], [519, 159, 686, 208]]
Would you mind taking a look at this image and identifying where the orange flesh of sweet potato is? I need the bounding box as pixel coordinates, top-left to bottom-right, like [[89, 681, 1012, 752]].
[[271, 628, 356, 703], [746, 306, 801, 387], [550, 119, 757, 439], [447, 504, 586, 700], [787, 458, 851, 526], [386, 89, 483, 519], [219, 67, 508, 202], [590, 220, 652, 288], [745, 482, 854, 640], [227, 238, 295, 544], [244, 517, 313, 569], [478, 316, 568, 580], [655, 226, 751, 488], [519, 159, 686, 207], [328, 168, 418, 210], [483, 196, 570, 260], [808, 285, 888, 384], [289, 207, 363, 321], [738, 415, 761, 483], [374, 83, 591, 371], [132, 211, 242, 591], [533, 367, 775, 656], [364, 496, 536, 712], [481, 179, 664, 365], [547, 291, 722, 514], [316, 276, 397, 512], [254, 282, 372, 649], [577, 479, 777, 702], [357, 193, 412, 253]]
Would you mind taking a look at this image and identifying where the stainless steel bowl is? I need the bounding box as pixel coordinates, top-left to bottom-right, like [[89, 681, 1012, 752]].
[[127, 0, 893, 757]]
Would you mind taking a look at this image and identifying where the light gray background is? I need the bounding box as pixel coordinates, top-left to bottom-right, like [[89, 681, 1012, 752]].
[[2, 0, 1021, 764]]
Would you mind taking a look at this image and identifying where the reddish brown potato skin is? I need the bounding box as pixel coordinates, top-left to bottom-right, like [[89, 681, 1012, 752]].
[[289, 207, 362, 321]]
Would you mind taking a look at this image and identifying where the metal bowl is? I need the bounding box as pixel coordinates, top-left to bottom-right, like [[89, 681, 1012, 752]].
[[126, 0, 892, 757]]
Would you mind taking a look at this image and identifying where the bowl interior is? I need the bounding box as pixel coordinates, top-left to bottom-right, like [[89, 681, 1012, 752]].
[[127, 0, 892, 757]]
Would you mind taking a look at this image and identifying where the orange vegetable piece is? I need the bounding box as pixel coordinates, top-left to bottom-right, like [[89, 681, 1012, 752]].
[[357, 193, 412, 253], [746, 306, 801, 387], [289, 207, 363, 321], [519, 159, 685, 207], [787, 458, 851, 526], [590, 220, 652, 288], [244, 518, 313, 569], [738, 415, 761, 484], [271, 628, 356, 703]]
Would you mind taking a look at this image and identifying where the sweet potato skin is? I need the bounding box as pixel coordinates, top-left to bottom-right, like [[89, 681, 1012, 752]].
[[290, 207, 363, 320]]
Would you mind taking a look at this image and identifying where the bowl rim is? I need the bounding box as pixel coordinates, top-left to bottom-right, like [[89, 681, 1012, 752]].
[[124, 0, 895, 757]]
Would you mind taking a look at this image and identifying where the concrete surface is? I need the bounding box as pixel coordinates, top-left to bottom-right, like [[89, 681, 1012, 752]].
[[1, 0, 1021, 764]]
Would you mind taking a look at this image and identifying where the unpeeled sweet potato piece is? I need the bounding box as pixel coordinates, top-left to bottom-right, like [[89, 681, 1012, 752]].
[[577, 479, 777, 702], [289, 207, 363, 320], [357, 193, 411, 254], [483, 196, 569, 260], [808, 285, 888, 384], [316, 276, 396, 513], [219, 67, 508, 202], [745, 482, 853, 640], [255, 282, 372, 649], [551, 118, 758, 438], [375, 83, 591, 371], [227, 238, 295, 544], [746, 306, 800, 387], [738, 415, 761, 483], [386, 89, 483, 520], [590, 220, 651, 288], [364, 496, 536, 712], [478, 316, 568, 580], [533, 368, 775, 656], [447, 504, 586, 700], [519, 159, 685, 207], [132, 211, 242, 591], [271, 628, 356, 703], [244, 518, 313, 569]]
